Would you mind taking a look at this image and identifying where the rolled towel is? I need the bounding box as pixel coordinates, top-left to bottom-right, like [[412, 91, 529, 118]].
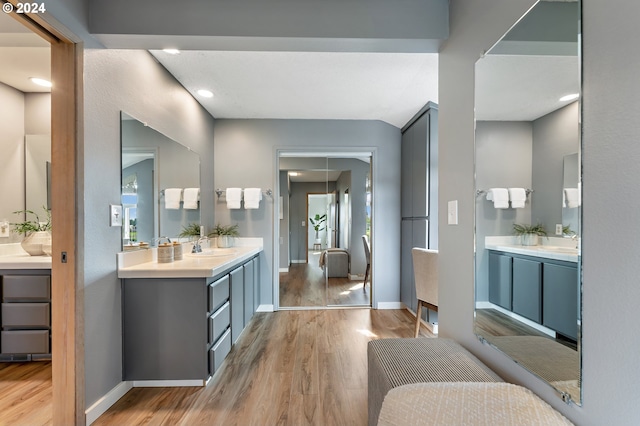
[[183, 188, 200, 209], [508, 188, 527, 209], [226, 188, 242, 209], [164, 188, 182, 209], [486, 188, 509, 209], [564, 188, 580, 208], [244, 188, 262, 209]]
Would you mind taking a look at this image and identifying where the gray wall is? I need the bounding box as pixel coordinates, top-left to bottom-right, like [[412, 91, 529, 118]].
[[289, 182, 333, 262], [122, 159, 154, 243], [474, 120, 532, 301], [83, 49, 216, 407], [278, 171, 290, 270], [440, 0, 640, 423], [532, 101, 580, 234], [214, 119, 401, 308]]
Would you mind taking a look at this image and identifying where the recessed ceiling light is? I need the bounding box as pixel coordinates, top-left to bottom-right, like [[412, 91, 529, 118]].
[[197, 89, 214, 98], [289, 172, 299, 177], [30, 77, 52, 88], [163, 49, 180, 55], [559, 93, 579, 102]]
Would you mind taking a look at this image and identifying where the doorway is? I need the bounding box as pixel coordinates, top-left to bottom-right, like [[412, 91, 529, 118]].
[[277, 152, 373, 309]]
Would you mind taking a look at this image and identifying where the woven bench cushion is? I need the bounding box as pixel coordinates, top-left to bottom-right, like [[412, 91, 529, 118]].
[[368, 338, 502, 426], [378, 382, 573, 426]]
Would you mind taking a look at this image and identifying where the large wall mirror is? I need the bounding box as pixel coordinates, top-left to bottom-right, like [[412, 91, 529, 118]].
[[277, 153, 373, 308], [120, 112, 200, 249], [474, 0, 582, 405]]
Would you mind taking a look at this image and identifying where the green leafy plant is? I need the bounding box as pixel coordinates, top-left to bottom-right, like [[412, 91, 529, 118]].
[[179, 223, 202, 238], [562, 225, 576, 236], [309, 214, 327, 239], [12, 207, 51, 236], [512, 223, 547, 237], [209, 223, 240, 237]]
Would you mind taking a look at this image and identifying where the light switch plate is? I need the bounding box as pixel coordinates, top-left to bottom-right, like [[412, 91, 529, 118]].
[[110, 204, 123, 227], [447, 200, 458, 225], [0, 221, 9, 238]]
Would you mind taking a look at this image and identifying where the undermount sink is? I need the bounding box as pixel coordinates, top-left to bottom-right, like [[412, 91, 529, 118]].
[[188, 248, 238, 257]]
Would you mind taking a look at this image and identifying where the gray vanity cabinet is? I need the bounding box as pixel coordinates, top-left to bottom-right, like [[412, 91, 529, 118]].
[[543, 263, 578, 340], [488, 252, 512, 310], [243, 259, 254, 327], [230, 266, 244, 344], [0, 271, 52, 361], [512, 258, 542, 323]]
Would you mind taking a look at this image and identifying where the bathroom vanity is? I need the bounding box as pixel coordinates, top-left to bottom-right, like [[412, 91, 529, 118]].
[[0, 249, 53, 361], [485, 241, 579, 341], [117, 242, 262, 386]]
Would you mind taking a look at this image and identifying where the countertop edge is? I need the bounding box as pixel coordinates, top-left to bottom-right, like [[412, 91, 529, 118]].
[[485, 244, 578, 263]]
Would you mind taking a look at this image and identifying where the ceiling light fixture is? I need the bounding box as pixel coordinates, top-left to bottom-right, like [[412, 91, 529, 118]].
[[163, 49, 180, 55], [289, 172, 299, 177], [197, 89, 214, 98], [559, 93, 579, 102], [30, 77, 52, 88]]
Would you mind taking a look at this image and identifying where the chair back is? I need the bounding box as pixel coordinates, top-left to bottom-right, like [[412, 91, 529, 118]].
[[362, 235, 371, 265], [412, 248, 438, 307]]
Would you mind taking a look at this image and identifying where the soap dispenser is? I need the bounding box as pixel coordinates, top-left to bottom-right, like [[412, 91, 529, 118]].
[[0, 219, 9, 238]]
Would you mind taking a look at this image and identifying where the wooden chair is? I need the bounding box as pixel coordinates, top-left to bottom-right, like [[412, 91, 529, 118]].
[[362, 235, 371, 289], [412, 248, 438, 337]]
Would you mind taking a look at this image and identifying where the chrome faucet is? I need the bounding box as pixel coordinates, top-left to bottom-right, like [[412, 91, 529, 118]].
[[191, 236, 209, 253], [571, 234, 579, 249]]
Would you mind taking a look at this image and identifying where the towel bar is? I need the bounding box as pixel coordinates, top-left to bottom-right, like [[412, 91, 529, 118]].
[[215, 188, 273, 198], [476, 188, 533, 197]]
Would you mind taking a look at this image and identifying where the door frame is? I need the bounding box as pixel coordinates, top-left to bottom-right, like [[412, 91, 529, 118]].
[[6, 6, 84, 424]]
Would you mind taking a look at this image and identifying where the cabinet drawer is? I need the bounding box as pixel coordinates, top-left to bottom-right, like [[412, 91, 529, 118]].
[[209, 328, 231, 375], [209, 302, 230, 345], [2, 303, 50, 328], [1, 330, 49, 354], [208, 275, 230, 314], [3, 275, 51, 301]]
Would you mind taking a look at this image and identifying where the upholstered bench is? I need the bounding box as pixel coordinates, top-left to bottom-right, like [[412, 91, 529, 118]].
[[367, 338, 502, 426], [319, 249, 350, 278]]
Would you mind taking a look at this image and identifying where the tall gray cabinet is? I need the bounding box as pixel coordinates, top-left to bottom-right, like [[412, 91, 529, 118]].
[[400, 103, 438, 313]]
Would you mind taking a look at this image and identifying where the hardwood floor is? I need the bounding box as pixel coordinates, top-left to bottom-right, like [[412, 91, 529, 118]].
[[0, 361, 52, 425], [95, 309, 433, 425], [280, 251, 370, 308]]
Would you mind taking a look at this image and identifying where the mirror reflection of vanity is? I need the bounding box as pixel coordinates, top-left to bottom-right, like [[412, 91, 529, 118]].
[[120, 112, 201, 249], [474, 0, 582, 405]]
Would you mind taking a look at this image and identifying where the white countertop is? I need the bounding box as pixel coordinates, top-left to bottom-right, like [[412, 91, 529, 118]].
[[0, 244, 52, 269], [117, 240, 263, 279], [485, 236, 579, 263]]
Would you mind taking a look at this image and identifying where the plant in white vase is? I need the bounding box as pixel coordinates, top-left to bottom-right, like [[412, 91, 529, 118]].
[[12, 207, 52, 256], [209, 223, 240, 248], [513, 223, 547, 246]]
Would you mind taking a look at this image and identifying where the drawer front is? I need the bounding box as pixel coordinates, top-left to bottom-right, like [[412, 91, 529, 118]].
[[209, 328, 231, 375], [209, 302, 230, 345], [1, 330, 49, 354], [3, 275, 51, 301], [208, 275, 230, 314], [2, 303, 50, 328]]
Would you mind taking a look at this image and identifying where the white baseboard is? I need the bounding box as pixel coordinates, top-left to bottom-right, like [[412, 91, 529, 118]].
[[279, 267, 289, 273], [291, 260, 306, 264], [476, 302, 555, 337], [133, 379, 205, 387], [376, 302, 404, 309], [85, 381, 132, 425], [257, 304, 274, 312], [349, 273, 364, 280]]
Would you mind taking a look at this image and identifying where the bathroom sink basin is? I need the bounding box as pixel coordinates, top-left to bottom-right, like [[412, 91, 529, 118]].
[[188, 248, 238, 257]]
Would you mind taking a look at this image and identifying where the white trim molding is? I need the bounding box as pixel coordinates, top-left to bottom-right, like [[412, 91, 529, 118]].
[[376, 302, 403, 309], [257, 304, 275, 312], [85, 381, 132, 425]]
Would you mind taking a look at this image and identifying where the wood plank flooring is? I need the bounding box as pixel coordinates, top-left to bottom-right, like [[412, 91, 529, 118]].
[[280, 251, 370, 308], [0, 361, 52, 426], [95, 309, 433, 425]]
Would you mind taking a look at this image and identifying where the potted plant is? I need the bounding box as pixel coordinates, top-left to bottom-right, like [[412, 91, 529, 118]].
[[513, 223, 547, 246], [309, 214, 326, 244], [179, 223, 202, 240], [12, 207, 52, 256], [209, 223, 240, 248]]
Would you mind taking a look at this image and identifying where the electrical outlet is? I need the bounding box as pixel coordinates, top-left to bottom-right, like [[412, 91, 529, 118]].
[[0, 221, 9, 238], [555, 224, 563, 235], [110, 204, 123, 227], [447, 200, 458, 225], [302, 221, 306, 227]]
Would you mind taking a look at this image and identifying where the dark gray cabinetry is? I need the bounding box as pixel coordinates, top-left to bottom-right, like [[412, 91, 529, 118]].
[[488, 252, 512, 310], [543, 263, 578, 340], [0, 271, 51, 361], [512, 258, 542, 323], [243, 259, 254, 326], [230, 266, 244, 344]]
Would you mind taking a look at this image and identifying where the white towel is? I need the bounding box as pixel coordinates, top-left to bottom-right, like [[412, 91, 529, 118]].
[[508, 188, 527, 208], [226, 188, 242, 209], [164, 188, 182, 209], [183, 188, 200, 209], [244, 188, 262, 209], [564, 188, 580, 208], [486, 188, 509, 209]]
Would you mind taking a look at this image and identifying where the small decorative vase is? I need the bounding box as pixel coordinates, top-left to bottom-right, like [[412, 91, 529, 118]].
[[217, 235, 234, 248], [521, 234, 539, 246], [21, 231, 52, 256]]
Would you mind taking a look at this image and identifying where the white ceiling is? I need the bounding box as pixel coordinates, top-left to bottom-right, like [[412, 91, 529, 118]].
[[150, 50, 439, 129], [0, 12, 51, 93]]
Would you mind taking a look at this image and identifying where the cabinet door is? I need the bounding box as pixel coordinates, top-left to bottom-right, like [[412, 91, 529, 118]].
[[243, 259, 254, 326], [230, 266, 244, 344], [543, 263, 578, 340], [253, 256, 260, 312], [488, 252, 512, 310], [512, 258, 542, 323], [401, 126, 414, 218], [400, 221, 416, 311], [411, 114, 429, 218]]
